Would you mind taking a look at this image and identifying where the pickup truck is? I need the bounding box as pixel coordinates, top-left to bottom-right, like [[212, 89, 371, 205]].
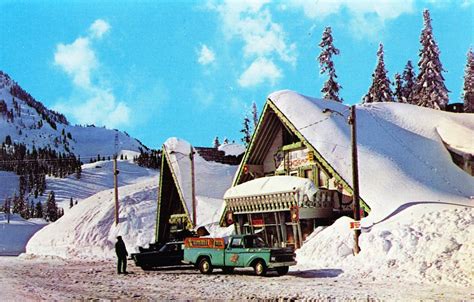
[[183, 234, 296, 276]]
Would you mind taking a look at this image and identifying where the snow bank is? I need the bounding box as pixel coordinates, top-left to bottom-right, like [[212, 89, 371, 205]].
[[26, 178, 158, 260], [297, 205, 473, 287], [0, 213, 47, 255]]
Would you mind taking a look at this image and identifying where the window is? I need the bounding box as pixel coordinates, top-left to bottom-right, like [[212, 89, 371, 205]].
[[230, 238, 243, 248]]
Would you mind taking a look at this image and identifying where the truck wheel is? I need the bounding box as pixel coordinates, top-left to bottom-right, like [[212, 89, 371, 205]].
[[276, 266, 289, 276], [222, 267, 235, 274], [198, 258, 213, 274], [253, 260, 267, 276]]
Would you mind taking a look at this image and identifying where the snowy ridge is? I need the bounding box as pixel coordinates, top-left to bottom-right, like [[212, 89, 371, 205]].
[[0, 213, 47, 255], [0, 71, 146, 160]]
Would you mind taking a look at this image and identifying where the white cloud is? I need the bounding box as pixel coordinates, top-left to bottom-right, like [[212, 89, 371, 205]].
[[287, 0, 415, 38], [54, 89, 130, 128], [213, 1, 296, 64], [197, 44, 216, 65], [54, 20, 130, 128], [238, 57, 282, 87], [54, 37, 97, 88], [89, 19, 111, 39], [209, 0, 295, 88]]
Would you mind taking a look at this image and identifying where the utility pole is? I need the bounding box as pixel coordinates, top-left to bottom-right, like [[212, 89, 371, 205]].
[[349, 105, 361, 254], [114, 133, 119, 226], [190, 145, 196, 228]]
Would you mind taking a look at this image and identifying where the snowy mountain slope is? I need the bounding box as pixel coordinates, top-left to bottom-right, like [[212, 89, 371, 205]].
[[0, 71, 146, 160], [26, 177, 158, 259], [46, 158, 158, 211]]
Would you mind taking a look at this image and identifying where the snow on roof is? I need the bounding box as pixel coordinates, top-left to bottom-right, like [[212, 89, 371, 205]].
[[268, 90, 474, 223], [163, 137, 239, 227], [218, 143, 246, 157], [224, 176, 317, 201]]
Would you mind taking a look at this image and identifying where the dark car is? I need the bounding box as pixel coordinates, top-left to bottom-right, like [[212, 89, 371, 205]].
[[131, 241, 185, 270]]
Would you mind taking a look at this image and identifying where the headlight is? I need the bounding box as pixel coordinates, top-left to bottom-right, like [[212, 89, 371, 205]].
[[270, 256, 276, 262]]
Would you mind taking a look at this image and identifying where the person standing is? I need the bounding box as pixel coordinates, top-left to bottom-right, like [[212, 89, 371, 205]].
[[115, 236, 128, 274]]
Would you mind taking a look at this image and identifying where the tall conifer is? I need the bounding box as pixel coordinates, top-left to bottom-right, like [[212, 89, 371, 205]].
[[318, 27, 343, 102], [413, 10, 449, 109], [363, 44, 393, 103], [462, 48, 474, 113]]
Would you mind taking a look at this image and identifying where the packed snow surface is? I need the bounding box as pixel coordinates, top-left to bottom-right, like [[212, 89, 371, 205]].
[[0, 213, 47, 255], [269, 90, 474, 224], [163, 137, 239, 227]]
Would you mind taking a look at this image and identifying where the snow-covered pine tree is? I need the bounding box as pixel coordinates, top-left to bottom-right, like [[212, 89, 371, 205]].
[[363, 43, 393, 103], [394, 73, 404, 103], [240, 115, 251, 147], [462, 48, 474, 113], [318, 27, 343, 102], [213, 136, 220, 148], [413, 9, 449, 110], [223, 137, 229, 144], [401, 60, 416, 104]]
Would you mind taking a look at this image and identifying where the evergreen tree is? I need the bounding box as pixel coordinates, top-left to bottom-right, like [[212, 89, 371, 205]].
[[401, 60, 416, 104], [462, 48, 474, 113], [69, 197, 74, 209], [34, 202, 43, 218], [45, 191, 58, 222], [394, 73, 404, 103], [213, 136, 220, 148], [318, 27, 343, 102], [240, 115, 251, 147], [223, 137, 229, 144], [363, 43, 393, 103], [412, 9, 449, 110], [251, 102, 259, 128]]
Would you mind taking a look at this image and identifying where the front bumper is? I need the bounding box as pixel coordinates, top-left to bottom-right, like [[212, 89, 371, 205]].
[[267, 261, 297, 268]]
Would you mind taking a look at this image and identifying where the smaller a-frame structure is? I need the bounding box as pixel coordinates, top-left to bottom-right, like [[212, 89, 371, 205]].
[[156, 138, 242, 243]]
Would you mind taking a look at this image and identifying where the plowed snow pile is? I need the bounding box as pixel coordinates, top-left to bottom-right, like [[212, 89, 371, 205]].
[[26, 178, 158, 259], [297, 206, 473, 287]]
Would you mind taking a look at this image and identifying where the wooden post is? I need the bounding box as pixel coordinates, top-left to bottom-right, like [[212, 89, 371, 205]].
[[114, 156, 119, 226], [349, 105, 361, 254], [190, 145, 196, 228]]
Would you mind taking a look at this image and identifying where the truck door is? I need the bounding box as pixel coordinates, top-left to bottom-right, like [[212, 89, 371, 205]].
[[224, 237, 245, 267]]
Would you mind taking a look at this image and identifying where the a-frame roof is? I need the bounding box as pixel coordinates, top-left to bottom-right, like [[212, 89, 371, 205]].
[[233, 90, 474, 223]]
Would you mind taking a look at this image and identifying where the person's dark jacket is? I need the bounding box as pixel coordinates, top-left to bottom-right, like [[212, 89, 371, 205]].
[[115, 239, 128, 258]]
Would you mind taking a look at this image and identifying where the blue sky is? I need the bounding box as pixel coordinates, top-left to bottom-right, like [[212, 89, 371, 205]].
[[1, 0, 472, 149]]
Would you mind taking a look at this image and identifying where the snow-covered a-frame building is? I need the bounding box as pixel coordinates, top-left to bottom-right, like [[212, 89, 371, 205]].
[[221, 90, 474, 249], [155, 138, 243, 243]]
